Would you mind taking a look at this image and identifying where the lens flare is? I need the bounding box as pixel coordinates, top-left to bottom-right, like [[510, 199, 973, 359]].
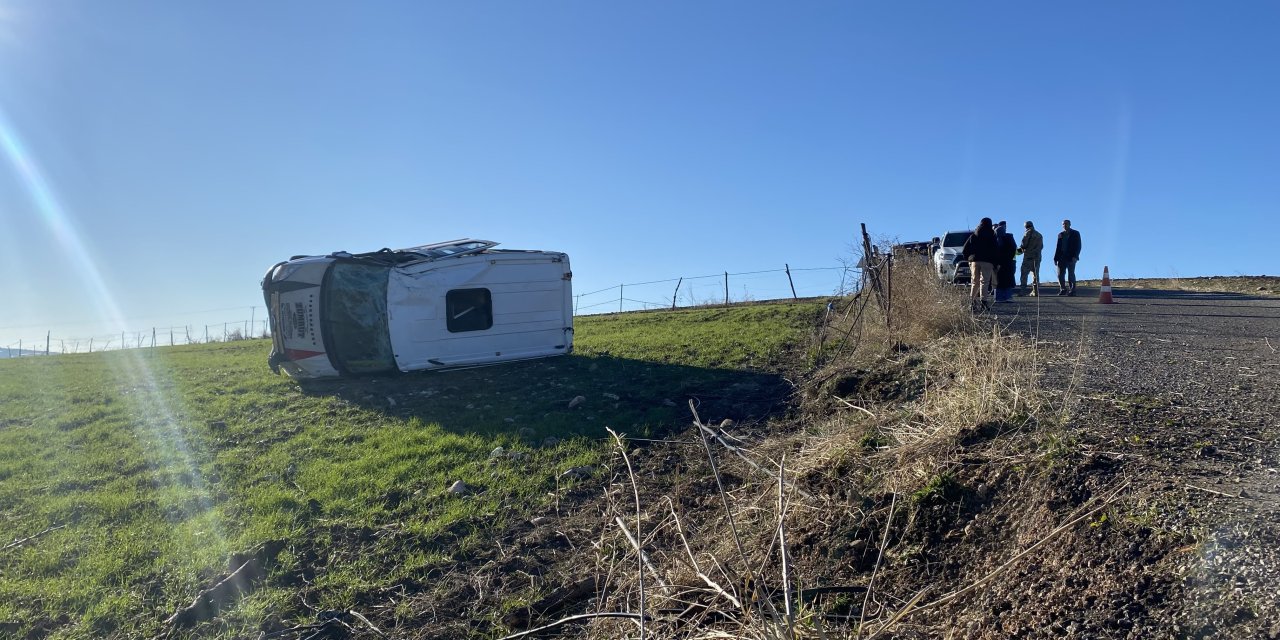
[[0, 105, 226, 545]]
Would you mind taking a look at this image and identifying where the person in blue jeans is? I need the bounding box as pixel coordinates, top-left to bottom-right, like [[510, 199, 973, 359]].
[[993, 221, 1018, 302], [1053, 219, 1082, 296]]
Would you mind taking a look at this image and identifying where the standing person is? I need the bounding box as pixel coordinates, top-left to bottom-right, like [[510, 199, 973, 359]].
[[962, 218, 998, 310], [993, 221, 1017, 302], [1019, 221, 1044, 296], [1054, 219, 1082, 296]]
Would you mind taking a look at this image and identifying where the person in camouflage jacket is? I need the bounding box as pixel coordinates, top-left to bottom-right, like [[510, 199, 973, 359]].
[[1018, 221, 1044, 296]]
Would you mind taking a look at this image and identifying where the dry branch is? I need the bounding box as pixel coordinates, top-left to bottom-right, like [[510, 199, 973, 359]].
[[163, 541, 284, 629], [607, 427, 648, 640], [1185, 483, 1240, 499], [2, 524, 65, 553], [777, 454, 795, 636], [665, 497, 743, 609], [833, 395, 876, 418], [496, 612, 645, 640], [614, 516, 671, 596], [690, 402, 815, 500]]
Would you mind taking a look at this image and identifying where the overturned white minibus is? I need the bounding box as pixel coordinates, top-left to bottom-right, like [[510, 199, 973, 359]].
[[261, 239, 573, 378]]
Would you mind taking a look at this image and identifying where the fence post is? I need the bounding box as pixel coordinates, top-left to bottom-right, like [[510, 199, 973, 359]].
[[122, 332, 126, 351], [88, 338, 93, 353], [886, 256, 893, 330], [861, 223, 887, 313], [46, 331, 50, 356], [170, 328, 174, 346], [619, 284, 624, 313], [785, 264, 797, 299], [724, 272, 729, 305], [204, 325, 209, 343], [671, 277, 682, 310], [152, 327, 156, 350]]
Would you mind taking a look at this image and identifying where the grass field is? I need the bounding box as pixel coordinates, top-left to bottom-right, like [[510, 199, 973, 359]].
[[0, 301, 825, 639]]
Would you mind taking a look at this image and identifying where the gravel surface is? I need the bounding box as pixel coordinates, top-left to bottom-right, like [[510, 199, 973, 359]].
[[989, 285, 1280, 638]]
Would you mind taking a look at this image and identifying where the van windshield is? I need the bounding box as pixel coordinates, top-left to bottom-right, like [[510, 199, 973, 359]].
[[943, 232, 971, 247], [323, 262, 397, 374]]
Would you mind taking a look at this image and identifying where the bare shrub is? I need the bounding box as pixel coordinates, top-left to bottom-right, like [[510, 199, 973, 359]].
[[878, 328, 1045, 494], [864, 257, 975, 348]]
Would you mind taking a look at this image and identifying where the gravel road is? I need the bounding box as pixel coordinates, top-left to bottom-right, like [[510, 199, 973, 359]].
[[993, 285, 1280, 638]]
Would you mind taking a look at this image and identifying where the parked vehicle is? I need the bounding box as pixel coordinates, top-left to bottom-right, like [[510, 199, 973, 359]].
[[932, 230, 973, 284], [261, 239, 573, 379], [891, 241, 933, 264]]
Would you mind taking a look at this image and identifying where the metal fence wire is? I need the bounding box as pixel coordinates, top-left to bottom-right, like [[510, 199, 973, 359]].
[[2, 263, 857, 357]]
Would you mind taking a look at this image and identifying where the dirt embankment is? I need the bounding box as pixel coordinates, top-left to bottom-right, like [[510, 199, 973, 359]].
[[321, 280, 1278, 640]]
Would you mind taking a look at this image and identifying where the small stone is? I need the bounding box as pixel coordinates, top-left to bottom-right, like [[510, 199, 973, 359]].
[[719, 419, 735, 429], [447, 480, 469, 495], [518, 427, 535, 439], [568, 395, 586, 409], [489, 446, 506, 459], [504, 417, 516, 423], [542, 436, 561, 448], [530, 516, 549, 526], [561, 465, 594, 479]]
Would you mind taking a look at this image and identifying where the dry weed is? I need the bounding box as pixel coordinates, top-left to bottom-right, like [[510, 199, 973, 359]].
[[858, 258, 976, 349]]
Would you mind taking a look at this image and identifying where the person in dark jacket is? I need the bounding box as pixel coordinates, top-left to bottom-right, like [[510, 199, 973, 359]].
[[962, 217, 998, 309], [993, 221, 1018, 302], [1053, 219, 1083, 296]]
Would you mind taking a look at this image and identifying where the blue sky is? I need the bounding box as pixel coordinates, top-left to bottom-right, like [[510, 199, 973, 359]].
[[1, 1, 1277, 349]]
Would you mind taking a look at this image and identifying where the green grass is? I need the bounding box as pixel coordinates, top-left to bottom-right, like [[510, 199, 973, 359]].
[[0, 301, 822, 639]]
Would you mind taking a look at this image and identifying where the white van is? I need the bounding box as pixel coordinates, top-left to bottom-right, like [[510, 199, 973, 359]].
[[261, 239, 573, 379]]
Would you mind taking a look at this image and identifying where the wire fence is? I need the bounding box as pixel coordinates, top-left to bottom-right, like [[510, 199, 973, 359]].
[[1, 319, 272, 358], [573, 264, 854, 314], [2, 262, 857, 358]]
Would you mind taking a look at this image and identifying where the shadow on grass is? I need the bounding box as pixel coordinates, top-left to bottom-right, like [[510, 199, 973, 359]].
[[296, 354, 790, 442]]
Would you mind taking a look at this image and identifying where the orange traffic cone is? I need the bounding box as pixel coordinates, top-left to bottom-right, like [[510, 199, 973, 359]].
[[1098, 266, 1115, 304]]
